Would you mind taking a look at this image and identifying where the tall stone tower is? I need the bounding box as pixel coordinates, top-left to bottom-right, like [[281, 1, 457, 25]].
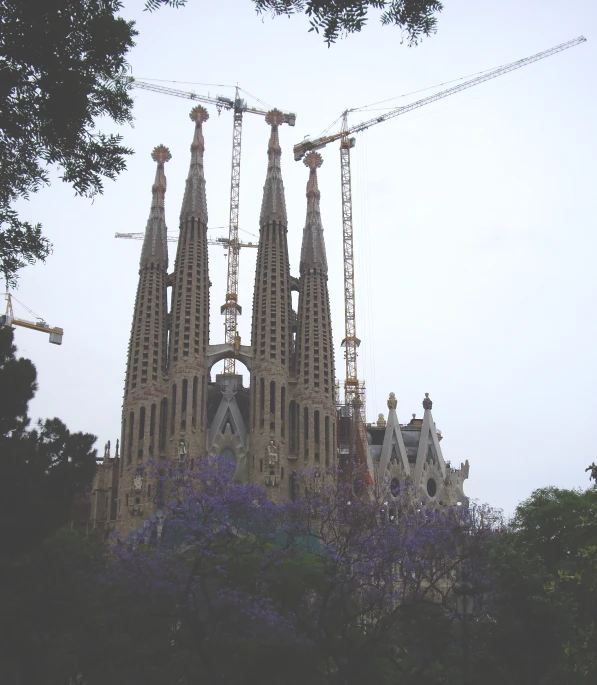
[[167, 106, 211, 463], [248, 110, 294, 499], [119, 144, 171, 535], [294, 152, 336, 469]]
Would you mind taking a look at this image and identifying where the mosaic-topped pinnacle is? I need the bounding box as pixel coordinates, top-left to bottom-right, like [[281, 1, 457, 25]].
[[190, 106, 209, 124], [304, 151, 323, 170], [151, 145, 171, 165], [265, 109, 283, 127], [423, 392, 433, 411]]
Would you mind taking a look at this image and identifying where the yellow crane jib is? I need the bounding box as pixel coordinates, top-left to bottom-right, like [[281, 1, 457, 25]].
[[1, 294, 63, 345]]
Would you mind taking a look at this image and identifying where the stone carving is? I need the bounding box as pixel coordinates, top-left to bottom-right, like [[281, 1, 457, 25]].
[[178, 439, 187, 460], [377, 413, 386, 427], [103, 440, 111, 459], [268, 440, 278, 466], [115, 439, 119, 458], [387, 392, 397, 410], [133, 471, 143, 492], [423, 392, 433, 411]]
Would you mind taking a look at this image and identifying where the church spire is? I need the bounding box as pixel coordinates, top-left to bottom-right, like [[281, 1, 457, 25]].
[[140, 145, 170, 268], [260, 109, 287, 224], [300, 152, 328, 276], [167, 106, 211, 461], [180, 106, 209, 224], [294, 151, 336, 467]]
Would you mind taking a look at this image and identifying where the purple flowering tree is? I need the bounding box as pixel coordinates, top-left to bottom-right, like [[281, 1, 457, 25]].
[[109, 457, 496, 685]]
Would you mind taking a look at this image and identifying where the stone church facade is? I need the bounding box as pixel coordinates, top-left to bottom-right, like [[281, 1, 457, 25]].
[[89, 107, 469, 538]]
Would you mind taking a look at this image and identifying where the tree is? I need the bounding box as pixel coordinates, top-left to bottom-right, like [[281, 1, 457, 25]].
[[473, 485, 597, 685], [0, 0, 137, 286], [109, 457, 493, 685], [147, 0, 444, 46], [0, 327, 97, 556]]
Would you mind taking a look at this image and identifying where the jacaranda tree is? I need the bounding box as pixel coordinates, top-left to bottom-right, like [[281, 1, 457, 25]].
[[109, 457, 496, 685]]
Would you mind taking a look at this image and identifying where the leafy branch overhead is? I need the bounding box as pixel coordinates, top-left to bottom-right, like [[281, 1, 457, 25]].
[[0, 0, 137, 286], [146, 0, 444, 46]]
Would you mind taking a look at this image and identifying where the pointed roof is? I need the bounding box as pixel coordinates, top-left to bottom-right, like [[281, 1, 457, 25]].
[[180, 106, 209, 224], [414, 393, 447, 485], [140, 144, 170, 268], [260, 110, 287, 224], [300, 151, 328, 275], [377, 392, 410, 480]]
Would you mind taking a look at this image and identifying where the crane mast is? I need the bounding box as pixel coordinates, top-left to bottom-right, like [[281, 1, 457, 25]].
[[221, 89, 244, 373], [339, 112, 359, 409], [292, 35, 586, 480]]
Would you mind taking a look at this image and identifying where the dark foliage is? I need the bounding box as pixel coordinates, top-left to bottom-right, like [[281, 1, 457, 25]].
[[0, 0, 137, 285], [145, 0, 443, 47], [0, 327, 97, 556]]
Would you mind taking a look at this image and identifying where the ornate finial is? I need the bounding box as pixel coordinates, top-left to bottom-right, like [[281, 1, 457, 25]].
[[190, 106, 209, 124], [377, 413, 386, 427], [412, 413, 416, 420], [265, 109, 283, 127], [423, 392, 433, 411], [387, 392, 397, 410], [115, 439, 119, 458], [304, 151, 323, 170], [151, 145, 171, 165]]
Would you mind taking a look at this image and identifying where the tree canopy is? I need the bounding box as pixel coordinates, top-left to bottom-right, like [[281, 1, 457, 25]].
[[0, 0, 136, 286], [0, 327, 97, 556], [146, 0, 444, 46]]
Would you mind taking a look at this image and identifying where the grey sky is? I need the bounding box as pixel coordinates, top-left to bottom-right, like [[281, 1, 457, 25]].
[[10, 0, 596, 515]]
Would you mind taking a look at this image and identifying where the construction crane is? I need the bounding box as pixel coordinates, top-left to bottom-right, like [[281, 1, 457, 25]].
[[114, 232, 258, 250], [134, 79, 296, 373], [1, 293, 63, 345], [292, 35, 586, 479]]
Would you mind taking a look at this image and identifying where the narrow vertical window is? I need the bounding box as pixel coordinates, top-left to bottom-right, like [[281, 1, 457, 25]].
[[149, 403, 156, 455], [325, 415, 330, 467], [260, 377, 265, 430], [159, 398, 168, 451], [127, 412, 134, 465], [303, 406, 309, 458], [314, 410, 320, 445], [170, 384, 177, 436], [289, 400, 296, 453], [281, 386, 286, 438], [192, 376, 198, 428], [269, 380, 275, 432], [138, 406, 146, 460], [201, 374, 205, 424], [181, 378, 188, 430], [121, 418, 126, 473]]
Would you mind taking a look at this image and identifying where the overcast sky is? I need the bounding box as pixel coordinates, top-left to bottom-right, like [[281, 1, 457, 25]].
[[10, 0, 596, 515]]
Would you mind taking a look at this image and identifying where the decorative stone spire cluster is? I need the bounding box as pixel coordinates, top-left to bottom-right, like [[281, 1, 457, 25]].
[[140, 145, 171, 268], [300, 152, 328, 275], [260, 109, 287, 224], [180, 106, 209, 223]]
